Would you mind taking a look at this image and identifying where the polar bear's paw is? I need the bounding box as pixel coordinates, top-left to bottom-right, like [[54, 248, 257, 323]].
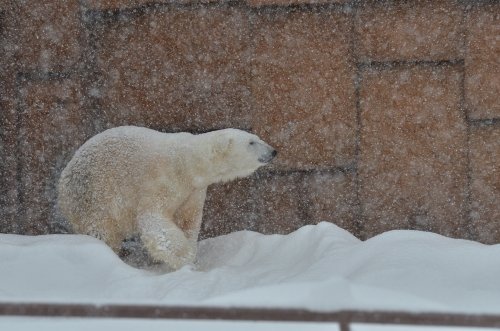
[[144, 236, 196, 270], [138, 213, 196, 270]]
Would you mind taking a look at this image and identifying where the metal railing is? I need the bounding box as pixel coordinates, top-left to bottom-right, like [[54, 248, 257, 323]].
[[1, 303, 499, 330]]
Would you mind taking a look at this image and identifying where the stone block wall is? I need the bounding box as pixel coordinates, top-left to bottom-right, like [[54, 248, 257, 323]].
[[0, 0, 498, 243]]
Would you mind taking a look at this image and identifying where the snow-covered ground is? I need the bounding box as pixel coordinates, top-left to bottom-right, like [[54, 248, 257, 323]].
[[0, 318, 340, 331], [1, 221, 499, 315]]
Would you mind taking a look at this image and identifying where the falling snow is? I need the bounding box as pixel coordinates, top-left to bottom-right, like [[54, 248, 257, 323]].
[[0, 0, 498, 323]]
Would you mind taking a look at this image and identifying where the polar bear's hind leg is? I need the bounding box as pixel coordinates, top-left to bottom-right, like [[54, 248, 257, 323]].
[[75, 216, 125, 254]]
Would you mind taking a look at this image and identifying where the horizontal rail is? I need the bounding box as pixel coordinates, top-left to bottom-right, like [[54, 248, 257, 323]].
[[0, 303, 499, 328]]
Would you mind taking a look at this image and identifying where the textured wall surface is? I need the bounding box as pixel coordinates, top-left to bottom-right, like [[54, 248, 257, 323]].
[[0, 0, 498, 243]]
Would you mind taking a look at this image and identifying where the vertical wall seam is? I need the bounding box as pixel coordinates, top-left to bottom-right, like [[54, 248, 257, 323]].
[[14, 73, 26, 233], [461, 3, 475, 240], [350, 1, 365, 239], [80, 2, 107, 135], [246, 6, 262, 231], [0, 10, 6, 224]]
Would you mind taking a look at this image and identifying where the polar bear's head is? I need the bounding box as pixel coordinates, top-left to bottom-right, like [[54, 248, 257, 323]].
[[202, 129, 277, 183]]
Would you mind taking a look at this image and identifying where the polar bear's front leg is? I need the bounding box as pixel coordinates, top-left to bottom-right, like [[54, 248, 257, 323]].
[[174, 188, 207, 241], [137, 213, 196, 270]]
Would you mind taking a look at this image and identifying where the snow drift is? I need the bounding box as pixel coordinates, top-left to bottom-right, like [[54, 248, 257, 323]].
[[0, 222, 499, 314]]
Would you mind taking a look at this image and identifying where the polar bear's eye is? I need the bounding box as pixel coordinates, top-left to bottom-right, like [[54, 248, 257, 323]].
[[249, 141, 255, 145]]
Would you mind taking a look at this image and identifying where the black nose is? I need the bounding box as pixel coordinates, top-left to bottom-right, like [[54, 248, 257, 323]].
[[271, 149, 277, 157]]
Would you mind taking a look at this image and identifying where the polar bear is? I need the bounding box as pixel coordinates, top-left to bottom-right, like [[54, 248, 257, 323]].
[[58, 126, 276, 270]]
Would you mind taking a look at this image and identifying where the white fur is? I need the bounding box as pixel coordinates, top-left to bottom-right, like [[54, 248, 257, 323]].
[[57, 126, 274, 270]]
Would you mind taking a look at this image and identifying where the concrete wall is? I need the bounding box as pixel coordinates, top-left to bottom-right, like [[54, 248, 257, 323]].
[[0, 0, 498, 242]]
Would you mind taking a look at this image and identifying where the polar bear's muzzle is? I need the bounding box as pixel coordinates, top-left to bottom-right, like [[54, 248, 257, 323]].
[[258, 148, 278, 164]]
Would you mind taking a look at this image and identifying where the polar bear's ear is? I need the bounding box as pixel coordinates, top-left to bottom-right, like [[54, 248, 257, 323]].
[[213, 136, 234, 156]]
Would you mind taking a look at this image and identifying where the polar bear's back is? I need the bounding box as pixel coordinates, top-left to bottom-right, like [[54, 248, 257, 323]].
[[57, 126, 192, 238]]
